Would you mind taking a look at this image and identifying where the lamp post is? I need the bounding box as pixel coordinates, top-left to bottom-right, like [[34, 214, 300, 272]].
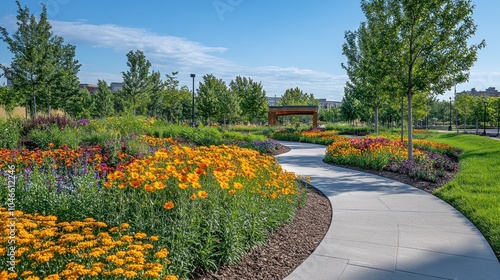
[[448, 97, 452, 131], [190, 74, 196, 126]]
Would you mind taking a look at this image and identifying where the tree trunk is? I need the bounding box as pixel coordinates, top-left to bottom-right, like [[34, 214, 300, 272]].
[[375, 105, 379, 135], [407, 93, 413, 160], [475, 118, 478, 134], [463, 114, 467, 133], [400, 95, 404, 143]]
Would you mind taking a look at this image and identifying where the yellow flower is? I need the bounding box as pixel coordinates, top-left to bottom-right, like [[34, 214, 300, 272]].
[[198, 190, 208, 199], [162, 275, 179, 280], [154, 248, 170, 259], [124, 271, 138, 278], [163, 201, 175, 210], [150, 235, 160, 242], [120, 223, 130, 230], [228, 189, 236, 195], [134, 232, 147, 240], [153, 181, 166, 190], [233, 182, 243, 189], [44, 274, 61, 280], [190, 193, 197, 200]]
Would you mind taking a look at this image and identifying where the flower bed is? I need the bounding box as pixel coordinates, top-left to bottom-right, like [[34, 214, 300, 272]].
[[0, 136, 303, 279], [325, 136, 459, 182]]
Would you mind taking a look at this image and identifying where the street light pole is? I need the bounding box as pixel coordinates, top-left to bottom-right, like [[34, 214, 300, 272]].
[[190, 74, 196, 126], [448, 97, 452, 131]]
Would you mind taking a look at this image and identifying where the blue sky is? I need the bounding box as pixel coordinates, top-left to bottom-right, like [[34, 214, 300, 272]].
[[0, 0, 499, 101]]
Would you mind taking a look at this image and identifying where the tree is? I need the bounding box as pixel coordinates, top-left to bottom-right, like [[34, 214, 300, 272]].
[[230, 76, 267, 124], [342, 19, 392, 134], [161, 72, 192, 123], [91, 80, 114, 118], [359, 0, 485, 159], [66, 87, 92, 119], [197, 74, 226, 125], [340, 87, 361, 125], [146, 70, 163, 117], [279, 87, 318, 106], [217, 89, 241, 125], [490, 98, 500, 136], [0, 84, 21, 115], [122, 50, 153, 116], [455, 94, 474, 132], [0, 1, 80, 118]]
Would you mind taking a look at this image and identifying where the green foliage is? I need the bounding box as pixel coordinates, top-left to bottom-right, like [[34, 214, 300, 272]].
[[222, 131, 267, 142], [352, 0, 485, 159], [279, 87, 318, 106], [339, 89, 361, 124], [218, 88, 241, 125], [122, 50, 154, 115], [325, 123, 373, 136], [0, 118, 23, 149], [28, 126, 80, 149], [0, 1, 81, 117], [91, 80, 115, 118], [197, 74, 227, 125], [230, 76, 268, 124], [0, 84, 22, 113]]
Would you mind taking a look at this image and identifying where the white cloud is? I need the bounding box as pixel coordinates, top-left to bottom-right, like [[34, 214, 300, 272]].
[[48, 20, 348, 100]]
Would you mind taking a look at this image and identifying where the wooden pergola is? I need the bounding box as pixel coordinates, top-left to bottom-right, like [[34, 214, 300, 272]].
[[268, 106, 318, 128]]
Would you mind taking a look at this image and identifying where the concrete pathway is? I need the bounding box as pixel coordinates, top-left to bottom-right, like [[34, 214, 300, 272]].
[[277, 141, 500, 280]]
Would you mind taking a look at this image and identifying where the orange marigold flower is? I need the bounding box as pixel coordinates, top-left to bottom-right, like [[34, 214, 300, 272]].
[[150, 235, 160, 242], [162, 275, 179, 280], [153, 181, 166, 190], [233, 182, 243, 190], [190, 193, 197, 200], [198, 191, 208, 199], [154, 248, 170, 259], [144, 184, 156, 193], [228, 189, 236, 195], [130, 180, 142, 188], [163, 201, 175, 210]]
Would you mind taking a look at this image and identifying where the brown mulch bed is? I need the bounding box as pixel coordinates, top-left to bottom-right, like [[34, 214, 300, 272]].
[[194, 143, 457, 280], [328, 163, 457, 194]]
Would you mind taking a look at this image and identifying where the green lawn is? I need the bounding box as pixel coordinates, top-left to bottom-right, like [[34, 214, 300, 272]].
[[427, 133, 500, 259]]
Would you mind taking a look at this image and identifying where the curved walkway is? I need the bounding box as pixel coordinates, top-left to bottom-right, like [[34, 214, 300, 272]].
[[276, 141, 500, 280]]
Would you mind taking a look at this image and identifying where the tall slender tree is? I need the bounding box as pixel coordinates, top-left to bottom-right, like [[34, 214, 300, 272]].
[[0, 1, 80, 118], [354, 0, 484, 159], [230, 76, 267, 124], [91, 80, 115, 118], [122, 50, 153, 115], [197, 74, 226, 125]]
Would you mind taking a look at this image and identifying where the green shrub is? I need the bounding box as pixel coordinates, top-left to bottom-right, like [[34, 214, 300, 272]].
[[223, 131, 267, 142], [0, 118, 22, 149]]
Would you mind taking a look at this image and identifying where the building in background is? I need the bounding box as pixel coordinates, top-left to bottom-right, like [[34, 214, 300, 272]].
[[317, 98, 342, 109], [267, 96, 282, 106], [110, 82, 123, 92], [79, 84, 98, 95], [456, 87, 500, 98]]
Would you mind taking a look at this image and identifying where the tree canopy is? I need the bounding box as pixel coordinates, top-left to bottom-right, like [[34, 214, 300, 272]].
[[345, 0, 485, 159], [0, 1, 81, 117]]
